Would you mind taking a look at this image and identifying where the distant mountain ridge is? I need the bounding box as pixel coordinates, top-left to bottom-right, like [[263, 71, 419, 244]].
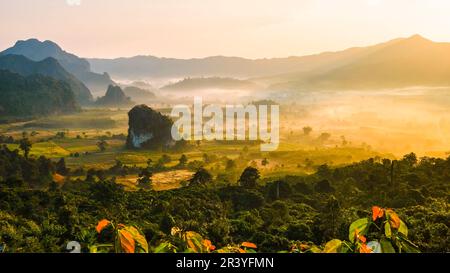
[[96, 85, 135, 107], [0, 39, 114, 94], [87, 37, 404, 80], [161, 77, 261, 91], [122, 86, 156, 101], [0, 54, 93, 104], [88, 35, 450, 91], [267, 35, 450, 90]]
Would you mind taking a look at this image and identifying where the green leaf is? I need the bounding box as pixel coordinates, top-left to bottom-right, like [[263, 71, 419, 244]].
[[380, 238, 396, 253], [89, 246, 98, 253], [309, 246, 323, 253], [89, 244, 113, 253], [323, 239, 342, 253], [349, 218, 369, 243], [385, 222, 392, 238], [153, 242, 175, 253], [398, 237, 420, 253], [398, 220, 408, 237]]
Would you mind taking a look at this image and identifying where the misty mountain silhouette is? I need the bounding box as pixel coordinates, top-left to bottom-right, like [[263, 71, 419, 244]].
[[89, 35, 450, 90], [96, 85, 134, 107], [0, 54, 93, 104], [0, 39, 114, 94], [268, 34, 450, 90]]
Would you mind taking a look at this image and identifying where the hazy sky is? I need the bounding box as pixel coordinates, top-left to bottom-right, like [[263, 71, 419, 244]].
[[1, 0, 450, 59]]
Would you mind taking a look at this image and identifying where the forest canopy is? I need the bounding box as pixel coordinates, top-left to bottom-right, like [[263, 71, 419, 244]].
[[0, 70, 79, 117], [0, 144, 448, 253]]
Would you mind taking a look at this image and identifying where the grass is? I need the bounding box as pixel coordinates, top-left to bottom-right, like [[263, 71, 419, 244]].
[[0, 108, 394, 190], [115, 170, 194, 191]]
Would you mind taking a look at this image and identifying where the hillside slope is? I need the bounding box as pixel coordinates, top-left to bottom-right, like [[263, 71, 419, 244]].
[[0, 69, 79, 117], [0, 39, 114, 94], [0, 54, 93, 104]]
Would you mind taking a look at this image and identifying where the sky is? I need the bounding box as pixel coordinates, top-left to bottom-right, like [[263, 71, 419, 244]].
[[1, 0, 450, 59]]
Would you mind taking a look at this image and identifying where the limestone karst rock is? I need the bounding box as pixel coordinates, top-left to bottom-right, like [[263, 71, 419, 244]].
[[126, 104, 174, 149], [96, 85, 134, 107]]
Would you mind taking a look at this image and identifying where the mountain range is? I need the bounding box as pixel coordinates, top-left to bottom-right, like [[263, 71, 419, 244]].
[[1, 34, 450, 99], [0, 55, 93, 104], [88, 35, 450, 91], [161, 77, 261, 91], [0, 39, 114, 94], [122, 86, 156, 101]]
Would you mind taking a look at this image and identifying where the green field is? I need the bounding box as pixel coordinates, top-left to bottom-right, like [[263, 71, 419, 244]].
[[0, 108, 393, 188]]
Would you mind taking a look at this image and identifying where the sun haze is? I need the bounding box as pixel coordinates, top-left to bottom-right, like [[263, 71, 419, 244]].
[[1, 0, 450, 59]]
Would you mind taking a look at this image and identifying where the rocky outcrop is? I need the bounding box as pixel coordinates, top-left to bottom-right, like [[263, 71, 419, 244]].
[[96, 85, 134, 107], [126, 105, 174, 149]]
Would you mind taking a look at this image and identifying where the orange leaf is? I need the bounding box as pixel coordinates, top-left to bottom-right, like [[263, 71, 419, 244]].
[[300, 244, 309, 251], [354, 228, 367, 243], [238, 248, 246, 253], [118, 229, 135, 253], [387, 209, 401, 229], [241, 242, 257, 249], [96, 219, 111, 234], [202, 239, 215, 252], [359, 243, 373, 253], [202, 239, 212, 247], [53, 173, 65, 184], [358, 235, 367, 243], [187, 239, 199, 253], [372, 206, 384, 221], [124, 226, 148, 253]]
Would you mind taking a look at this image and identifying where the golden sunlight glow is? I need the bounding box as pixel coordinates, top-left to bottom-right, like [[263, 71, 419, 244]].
[[2, 0, 450, 58]]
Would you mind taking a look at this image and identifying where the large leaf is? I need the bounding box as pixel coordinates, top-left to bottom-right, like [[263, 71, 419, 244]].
[[153, 242, 176, 253], [386, 209, 401, 229], [398, 220, 408, 237], [380, 238, 396, 253], [371, 206, 384, 221], [323, 239, 342, 253], [96, 219, 111, 234], [384, 222, 392, 238], [349, 218, 369, 243], [117, 229, 135, 253], [124, 226, 148, 253], [241, 242, 257, 249], [309, 246, 323, 253]]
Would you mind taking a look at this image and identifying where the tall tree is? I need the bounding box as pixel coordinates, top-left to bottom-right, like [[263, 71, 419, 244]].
[[97, 139, 108, 152], [303, 126, 313, 136], [137, 169, 153, 189], [239, 167, 260, 188], [179, 154, 188, 167], [19, 138, 32, 159], [56, 158, 69, 175], [189, 168, 212, 186]]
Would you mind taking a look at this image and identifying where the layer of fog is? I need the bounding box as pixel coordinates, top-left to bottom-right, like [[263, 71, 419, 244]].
[[281, 87, 450, 157], [116, 78, 450, 157]]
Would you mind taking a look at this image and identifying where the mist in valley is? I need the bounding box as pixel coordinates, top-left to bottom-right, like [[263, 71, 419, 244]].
[[123, 80, 450, 158]]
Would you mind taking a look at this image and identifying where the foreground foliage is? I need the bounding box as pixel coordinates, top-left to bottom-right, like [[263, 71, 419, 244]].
[[0, 145, 448, 253]]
